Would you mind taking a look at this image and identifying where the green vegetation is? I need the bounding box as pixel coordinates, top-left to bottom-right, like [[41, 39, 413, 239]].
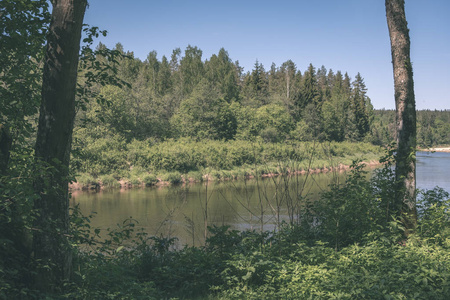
[[369, 109, 450, 148], [4, 161, 449, 299], [69, 45, 448, 187], [1, 1, 448, 296], [74, 45, 374, 146], [71, 138, 383, 188]]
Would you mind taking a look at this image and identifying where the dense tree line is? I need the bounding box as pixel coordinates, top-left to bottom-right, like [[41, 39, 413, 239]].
[[71, 44, 450, 181], [74, 44, 374, 146], [75, 44, 450, 154], [1, 0, 448, 296], [369, 109, 450, 147]]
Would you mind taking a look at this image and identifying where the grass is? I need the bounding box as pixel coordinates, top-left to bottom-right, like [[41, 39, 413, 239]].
[[72, 139, 384, 188]]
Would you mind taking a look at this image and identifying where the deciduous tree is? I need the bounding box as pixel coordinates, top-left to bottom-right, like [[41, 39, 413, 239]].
[[33, 0, 87, 290], [385, 0, 417, 232]]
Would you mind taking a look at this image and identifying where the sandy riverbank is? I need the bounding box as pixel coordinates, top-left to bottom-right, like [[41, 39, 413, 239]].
[[419, 147, 450, 153]]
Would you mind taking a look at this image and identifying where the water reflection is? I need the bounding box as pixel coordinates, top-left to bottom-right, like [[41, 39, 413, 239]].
[[71, 152, 450, 246], [71, 171, 347, 246]]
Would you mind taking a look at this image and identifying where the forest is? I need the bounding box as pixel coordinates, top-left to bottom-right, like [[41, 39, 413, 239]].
[[76, 42, 450, 146], [70, 43, 449, 187], [77, 43, 374, 143], [1, 0, 450, 298]]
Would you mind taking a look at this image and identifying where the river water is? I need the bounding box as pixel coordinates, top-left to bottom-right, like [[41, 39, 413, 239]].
[[71, 152, 450, 246]]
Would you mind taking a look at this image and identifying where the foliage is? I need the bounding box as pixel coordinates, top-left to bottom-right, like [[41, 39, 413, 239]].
[[72, 128, 128, 177], [0, 0, 50, 140], [369, 109, 450, 147], [312, 162, 381, 249], [142, 173, 158, 186], [254, 104, 295, 142], [417, 187, 450, 244], [99, 174, 121, 188], [0, 164, 38, 298], [72, 44, 385, 148], [3, 156, 450, 299], [75, 173, 97, 188], [1, 2, 51, 291], [3, 3, 449, 297], [159, 171, 182, 185], [67, 177, 450, 299], [1, 2, 132, 295], [71, 137, 382, 185], [170, 80, 237, 140]]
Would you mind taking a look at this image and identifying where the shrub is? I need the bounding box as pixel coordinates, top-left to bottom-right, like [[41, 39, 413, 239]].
[[73, 137, 383, 186], [142, 173, 158, 186], [75, 173, 97, 188], [417, 187, 450, 243], [186, 170, 204, 182], [129, 175, 142, 186], [159, 172, 182, 184], [99, 174, 120, 188]]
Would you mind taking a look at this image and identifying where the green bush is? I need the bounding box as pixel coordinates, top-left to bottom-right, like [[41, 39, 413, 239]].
[[159, 171, 182, 184], [72, 128, 128, 177], [417, 187, 450, 244], [129, 175, 142, 186], [75, 173, 97, 188], [186, 170, 204, 182], [142, 173, 158, 186], [99, 174, 121, 188]]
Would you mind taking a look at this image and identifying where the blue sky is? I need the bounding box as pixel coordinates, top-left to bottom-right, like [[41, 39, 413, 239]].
[[84, 0, 449, 110]]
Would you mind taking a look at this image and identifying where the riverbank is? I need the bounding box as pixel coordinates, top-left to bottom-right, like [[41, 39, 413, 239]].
[[70, 157, 383, 191], [64, 174, 450, 300], [418, 146, 450, 153], [70, 139, 383, 191]]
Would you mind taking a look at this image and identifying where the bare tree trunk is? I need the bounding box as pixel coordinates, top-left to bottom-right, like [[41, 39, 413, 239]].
[[33, 0, 87, 290], [385, 0, 417, 233]]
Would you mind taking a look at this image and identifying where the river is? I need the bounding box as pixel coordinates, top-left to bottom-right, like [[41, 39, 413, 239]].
[[71, 151, 450, 246]]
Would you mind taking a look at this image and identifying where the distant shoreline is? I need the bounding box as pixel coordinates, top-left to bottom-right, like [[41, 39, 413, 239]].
[[418, 147, 450, 153]]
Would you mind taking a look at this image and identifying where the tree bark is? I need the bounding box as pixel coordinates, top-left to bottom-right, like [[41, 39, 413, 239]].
[[385, 0, 417, 233], [33, 0, 87, 290], [0, 124, 12, 175]]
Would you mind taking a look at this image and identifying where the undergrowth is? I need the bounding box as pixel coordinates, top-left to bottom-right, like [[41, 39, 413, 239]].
[[2, 158, 449, 299], [71, 138, 382, 188]]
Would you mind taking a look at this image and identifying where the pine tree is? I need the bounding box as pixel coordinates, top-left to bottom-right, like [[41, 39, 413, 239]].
[[301, 63, 320, 108], [180, 45, 204, 96], [268, 62, 280, 95], [317, 65, 328, 103], [281, 60, 297, 102], [243, 60, 268, 105], [205, 48, 239, 102], [351, 73, 371, 139], [145, 50, 160, 96], [332, 71, 344, 95], [157, 55, 172, 96]]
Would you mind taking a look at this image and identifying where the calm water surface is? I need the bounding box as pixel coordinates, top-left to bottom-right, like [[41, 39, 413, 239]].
[[71, 152, 450, 246], [416, 151, 450, 192]]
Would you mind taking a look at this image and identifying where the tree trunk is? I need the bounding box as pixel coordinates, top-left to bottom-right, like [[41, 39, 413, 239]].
[[385, 0, 417, 233], [33, 0, 87, 290], [0, 124, 12, 175]]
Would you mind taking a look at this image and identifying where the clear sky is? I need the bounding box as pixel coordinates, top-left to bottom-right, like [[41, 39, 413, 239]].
[[84, 0, 449, 110]]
